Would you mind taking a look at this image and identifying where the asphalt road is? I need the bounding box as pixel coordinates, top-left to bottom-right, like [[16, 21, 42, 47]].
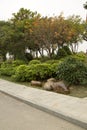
[[0, 92, 85, 130]]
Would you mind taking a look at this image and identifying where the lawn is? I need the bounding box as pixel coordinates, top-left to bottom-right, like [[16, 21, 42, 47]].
[[0, 76, 87, 98]]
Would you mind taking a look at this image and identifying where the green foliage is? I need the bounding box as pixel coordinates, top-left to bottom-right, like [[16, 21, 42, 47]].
[[83, 2, 87, 9], [12, 65, 27, 82], [57, 57, 87, 85], [25, 53, 33, 61], [0, 60, 25, 77], [57, 48, 67, 59], [50, 63, 59, 78], [0, 67, 16, 76], [29, 59, 41, 65], [1, 60, 12, 68], [12, 60, 25, 67], [62, 46, 72, 55], [45, 60, 60, 64], [12, 63, 54, 82], [26, 64, 52, 81], [73, 52, 86, 61]]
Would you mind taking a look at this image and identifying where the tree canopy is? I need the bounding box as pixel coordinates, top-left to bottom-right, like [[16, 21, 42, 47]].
[[0, 8, 86, 61]]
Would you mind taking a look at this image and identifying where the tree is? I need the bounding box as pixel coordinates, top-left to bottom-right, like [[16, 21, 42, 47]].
[[9, 8, 41, 60], [83, 2, 87, 9], [53, 14, 84, 53], [67, 15, 85, 53], [0, 21, 12, 60]]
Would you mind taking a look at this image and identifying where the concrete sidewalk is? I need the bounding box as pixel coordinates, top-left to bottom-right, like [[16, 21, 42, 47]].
[[0, 79, 87, 129]]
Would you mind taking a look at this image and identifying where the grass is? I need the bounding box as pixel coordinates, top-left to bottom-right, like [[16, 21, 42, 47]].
[[69, 85, 87, 98], [0, 75, 87, 98]]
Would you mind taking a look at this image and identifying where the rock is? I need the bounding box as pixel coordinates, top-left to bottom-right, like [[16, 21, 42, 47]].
[[31, 80, 42, 87], [52, 81, 70, 94], [43, 81, 53, 91], [47, 78, 56, 82], [43, 79, 70, 94], [43, 78, 56, 91]]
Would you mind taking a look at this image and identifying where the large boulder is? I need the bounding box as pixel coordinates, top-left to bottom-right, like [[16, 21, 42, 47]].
[[43, 79, 70, 94]]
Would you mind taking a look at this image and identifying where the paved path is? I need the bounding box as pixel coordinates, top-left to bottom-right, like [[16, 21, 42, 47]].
[[0, 92, 84, 130], [0, 79, 87, 129]]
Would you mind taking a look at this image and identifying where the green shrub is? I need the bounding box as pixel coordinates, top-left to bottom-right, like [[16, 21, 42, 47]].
[[0, 61, 16, 76], [26, 64, 52, 81], [57, 57, 87, 85], [1, 60, 12, 68], [29, 60, 41, 65], [74, 52, 86, 62], [50, 63, 59, 78], [0, 67, 16, 76], [45, 60, 59, 64], [25, 64, 38, 81], [12, 65, 27, 82], [12, 60, 25, 67]]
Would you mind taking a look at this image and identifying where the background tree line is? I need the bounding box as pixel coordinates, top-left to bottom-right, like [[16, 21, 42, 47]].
[[0, 8, 87, 61]]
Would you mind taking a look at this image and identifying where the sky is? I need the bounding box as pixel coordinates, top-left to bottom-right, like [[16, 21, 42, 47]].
[[0, 0, 87, 52]]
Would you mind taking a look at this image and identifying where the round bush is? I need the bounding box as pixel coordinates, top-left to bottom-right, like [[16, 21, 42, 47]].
[[26, 63, 52, 81], [50, 63, 59, 78], [56, 57, 87, 85], [12, 65, 27, 82]]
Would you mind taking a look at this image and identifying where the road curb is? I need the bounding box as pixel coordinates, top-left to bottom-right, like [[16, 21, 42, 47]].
[[0, 90, 87, 129]]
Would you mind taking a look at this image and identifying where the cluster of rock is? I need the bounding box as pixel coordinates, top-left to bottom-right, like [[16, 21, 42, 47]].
[[43, 78, 70, 94], [31, 78, 70, 94]]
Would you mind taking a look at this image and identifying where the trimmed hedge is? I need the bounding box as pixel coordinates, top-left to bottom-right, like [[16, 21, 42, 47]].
[[11, 62, 59, 82], [26, 63, 52, 81]]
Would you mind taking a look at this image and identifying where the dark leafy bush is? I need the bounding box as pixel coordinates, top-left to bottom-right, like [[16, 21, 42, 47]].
[[57, 57, 87, 85], [57, 48, 67, 59], [25, 53, 33, 61], [62, 46, 72, 55], [29, 60, 41, 65]]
